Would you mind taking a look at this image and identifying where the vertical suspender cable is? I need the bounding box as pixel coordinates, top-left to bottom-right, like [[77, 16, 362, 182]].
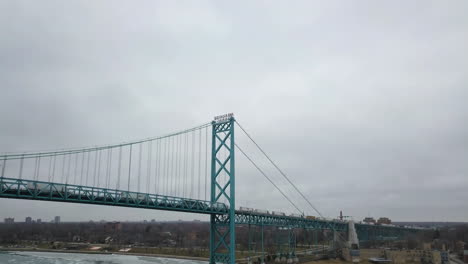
[[74, 153, 79, 185], [66, 153, 71, 184], [47, 155, 52, 181], [198, 128, 202, 199], [105, 149, 110, 189], [37, 156, 41, 181], [1, 156, 6, 179], [164, 137, 171, 195], [178, 134, 182, 197], [85, 152, 90, 186], [175, 135, 180, 197], [180, 134, 183, 196], [93, 150, 98, 187], [172, 136, 176, 196], [180, 134, 183, 197], [80, 152, 85, 185], [106, 149, 109, 188], [147, 141, 152, 194], [161, 139, 165, 195], [33, 156, 37, 180], [173, 136, 177, 196], [154, 140, 160, 194], [169, 137, 174, 195], [127, 144, 133, 191], [205, 127, 208, 201], [160, 139, 164, 195], [177, 135, 180, 196], [117, 146, 122, 190], [183, 133, 187, 197], [157, 139, 162, 194], [97, 150, 102, 187], [19, 154, 25, 180], [171, 136, 175, 195], [182, 133, 187, 197], [152, 141, 156, 193], [179, 134, 183, 197], [108, 148, 113, 189], [34, 156, 38, 181], [137, 143, 142, 193], [175, 136, 179, 196], [191, 130, 195, 198], [164, 137, 169, 195], [61, 155, 66, 183], [167, 136, 174, 196], [52, 155, 56, 182], [189, 132, 192, 198], [162, 138, 166, 195], [174, 136, 178, 196], [168, 137, 172, 195]]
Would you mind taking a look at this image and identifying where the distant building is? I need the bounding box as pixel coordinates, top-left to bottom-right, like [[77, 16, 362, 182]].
[[455, 241, 465, 255], [187, 231, 198, 240], [104, 222, 122, 232], [36, 218, 42, 224], [377, 217, 391, 225], [54, 216, 61, 223], [4, 218, 14, 224], [25, 217, 32, 223], [363, 217, 376, 224]]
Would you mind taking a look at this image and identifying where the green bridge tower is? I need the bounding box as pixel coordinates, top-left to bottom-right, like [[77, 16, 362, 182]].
[[210, 115, 236, 264]]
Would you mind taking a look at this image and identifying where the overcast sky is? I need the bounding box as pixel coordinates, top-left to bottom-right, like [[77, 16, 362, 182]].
[[1, 1, 467, 223]]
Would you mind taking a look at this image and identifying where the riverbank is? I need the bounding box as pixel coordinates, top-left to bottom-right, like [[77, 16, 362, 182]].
[[0, 247, 208, 262]]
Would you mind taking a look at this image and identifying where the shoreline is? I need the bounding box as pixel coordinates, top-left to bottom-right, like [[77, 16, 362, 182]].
[[0, 248, 208, 262]]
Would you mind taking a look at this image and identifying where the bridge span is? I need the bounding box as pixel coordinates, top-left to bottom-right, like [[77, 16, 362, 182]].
[[0, 115, 420, 264]]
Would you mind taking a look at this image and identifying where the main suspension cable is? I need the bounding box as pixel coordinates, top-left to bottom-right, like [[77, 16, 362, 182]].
[[236, 121, 324, 218], [1, 122, 211, 160], [235, 121, 349, 244], [234, 142, 303, 214]]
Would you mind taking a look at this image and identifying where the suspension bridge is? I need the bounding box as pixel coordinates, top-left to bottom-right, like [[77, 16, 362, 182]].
[[0, 114, 418, 263]]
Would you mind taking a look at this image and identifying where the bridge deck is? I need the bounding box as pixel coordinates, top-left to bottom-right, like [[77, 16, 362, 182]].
[[234, 211, 348, 231], [0, 177, 228, 214], [0, 177, 419, 240]]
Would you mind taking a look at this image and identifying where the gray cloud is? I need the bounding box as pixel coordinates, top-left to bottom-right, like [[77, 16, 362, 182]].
[[1, 0, 467, 222]]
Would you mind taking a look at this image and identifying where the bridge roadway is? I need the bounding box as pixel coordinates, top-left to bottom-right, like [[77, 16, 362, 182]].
[[0, 177, 417, 239]]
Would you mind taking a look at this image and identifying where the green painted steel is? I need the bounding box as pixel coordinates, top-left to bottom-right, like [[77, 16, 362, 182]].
[[235, 211, 418, 242], [0, 116, 422, 260], [0, 175, 416, 244], [0, 177, 228, 214], [209, 117, 236, 264], [235, 211, 347, 231]]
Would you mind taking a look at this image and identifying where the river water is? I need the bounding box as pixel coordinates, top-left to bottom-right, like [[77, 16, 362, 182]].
[[0, 251, 207, 264]]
